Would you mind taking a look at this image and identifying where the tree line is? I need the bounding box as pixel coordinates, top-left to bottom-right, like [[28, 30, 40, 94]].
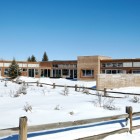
[[27, 51, 48, 62]]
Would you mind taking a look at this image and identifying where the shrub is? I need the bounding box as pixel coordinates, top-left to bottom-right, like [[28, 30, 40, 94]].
[[20, 84, 27, 95], [69, 111, 74, 115], [42, 89, 48, 95], [63, 85, 69, 96], [93, 91, 119, 110], [103, 98, 117, 110], [14, 93, 20, 97], [54, 105, 60, 110], [82, 89, 89, 95], [40, 84, 43, 87], [36, 80, 39, 86], [93, 91, 103, 107], [4, 81, 7, 87], [23, 102, 32, 112], [131, 96, 140, 103], [12, 84, 27, 97], [9, 90, 14, 97]]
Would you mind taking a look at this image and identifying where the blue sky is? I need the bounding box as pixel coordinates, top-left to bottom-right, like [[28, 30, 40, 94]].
[[0, 0, 140, 61]]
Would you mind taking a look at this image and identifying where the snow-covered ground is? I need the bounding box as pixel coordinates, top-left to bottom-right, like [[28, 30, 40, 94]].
[[0, 76, 140, 140]]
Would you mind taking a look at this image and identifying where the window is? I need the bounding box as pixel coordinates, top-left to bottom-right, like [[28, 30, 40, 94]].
[[118, 70, 123, 73], [123, 62, 132, 67], [82, 70, 94, 77], [74, 70, 77, 78], [53, 64, 58, 68], [102, 63, 106, 67], [106, 63, 113, 67], [132, 70, 140, 74], [112, 70, 117, 74], [106, 70, 111, 74], [118, 63, 123, 67], [58, 64, 63, 68], [73, 64, 77, 68], [41, 69, 44, 77], [112, 63, 117, 67], [62, 69, 69, 76], [133, 62, 140, 67], [102, 63, 123, 67], [35, 69, 39, 75], [105, 69, 123, 74]]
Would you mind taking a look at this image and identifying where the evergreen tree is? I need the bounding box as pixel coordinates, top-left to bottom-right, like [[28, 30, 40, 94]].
[[42, 51, 48, 61], [27, 56, 31, 62], [30, 55, 36, 62], [8, 58, 21, 79]]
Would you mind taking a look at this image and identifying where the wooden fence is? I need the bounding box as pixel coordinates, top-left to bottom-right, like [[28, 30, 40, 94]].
[[23, 81, 140, 98], [0, 106, 140, 140]]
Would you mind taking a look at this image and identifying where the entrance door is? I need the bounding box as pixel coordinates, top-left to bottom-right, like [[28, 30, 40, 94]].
[[70, 70, 73, 79], [28, 69, 34, 77]]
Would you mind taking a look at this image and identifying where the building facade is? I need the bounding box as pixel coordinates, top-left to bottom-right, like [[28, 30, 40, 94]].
[[100, 58, 140, 74], [40, 60, 77, 79], [0, 60, 77, 79], [0, 61, 40, 78], [1, 56, 140, 81]]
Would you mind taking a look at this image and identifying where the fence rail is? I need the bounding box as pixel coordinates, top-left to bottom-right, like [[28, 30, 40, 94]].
[[76, 128, 129, 140], [21, 81, 140, 97], [0, 106, 140, 140]]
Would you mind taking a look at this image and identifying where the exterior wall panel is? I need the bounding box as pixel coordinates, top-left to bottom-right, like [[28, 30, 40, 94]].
[[97, 74, 140, 90]]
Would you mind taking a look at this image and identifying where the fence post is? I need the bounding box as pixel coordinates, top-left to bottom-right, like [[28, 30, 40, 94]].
[[19, 116, 28, 140], [104, 88, 107, 96], [75, 84, 77, 91], [53, 83, 55, 89], [37, 81, 39, 86], [126, 106, 133, 134]]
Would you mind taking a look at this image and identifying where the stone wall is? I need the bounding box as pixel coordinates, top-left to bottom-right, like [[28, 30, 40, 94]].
[[97, 74, 140, 90]]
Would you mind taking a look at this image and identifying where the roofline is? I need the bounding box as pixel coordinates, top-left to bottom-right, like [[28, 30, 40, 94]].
[[101, 58, 140, 62]]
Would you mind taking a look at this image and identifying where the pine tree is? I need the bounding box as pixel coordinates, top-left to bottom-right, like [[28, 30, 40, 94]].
[[42, 51, 48, 61], [27, 56, 31, 62], [8, 58, 21, 79], [30, 55, 36, 62]]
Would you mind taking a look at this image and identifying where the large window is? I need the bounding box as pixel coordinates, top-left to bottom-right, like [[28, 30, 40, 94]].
[[123, 62, 132, 67], [82, 70, 94, 77], [62, 69, 69, 76], [133, 62, 140, 67], [132, 70, 140, 74], [73, 64, 77, 68]]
